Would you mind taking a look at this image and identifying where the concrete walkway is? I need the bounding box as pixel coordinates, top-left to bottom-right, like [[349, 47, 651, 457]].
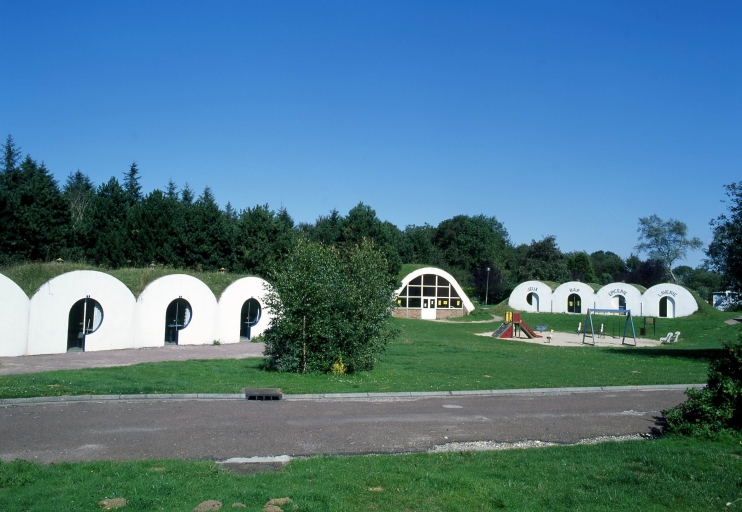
[[0, 342, 266, 376]]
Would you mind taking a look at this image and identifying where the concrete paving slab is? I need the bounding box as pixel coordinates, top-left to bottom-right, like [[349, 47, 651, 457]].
[[0, 341, 266, 376]]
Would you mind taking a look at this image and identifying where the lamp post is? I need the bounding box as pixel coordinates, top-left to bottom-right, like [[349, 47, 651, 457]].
[[485, 267, 490, 305]]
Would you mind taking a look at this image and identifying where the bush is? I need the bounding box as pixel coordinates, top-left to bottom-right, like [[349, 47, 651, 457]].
[[663, 334, 742, 436], [262, 238, 398, 373]]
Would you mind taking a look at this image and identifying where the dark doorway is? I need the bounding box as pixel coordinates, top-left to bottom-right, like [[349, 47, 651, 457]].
[[240, 298, 262, 340], [67, 297, 103, 352], [617, 295, 626, 310], [567, 293, 581, 314], [165, 298, 192, 344], [659, 296, 668, 318]]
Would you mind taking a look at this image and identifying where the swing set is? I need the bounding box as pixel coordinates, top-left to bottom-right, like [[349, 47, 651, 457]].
[[582, 308, 637, 346]]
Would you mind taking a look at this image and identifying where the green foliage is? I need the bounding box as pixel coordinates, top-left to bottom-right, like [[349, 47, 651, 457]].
[[674, 265, 722, 302], [664, 334, 742, 436], [636, 214, 703, 283], [236, 204, 295, 277], [263, 239, 398, 373], [566, 251, 597, 282], [402, 223, 443, 266], [433, 214, 510, 274], [87, 177, 130, 267], [589, 250, 627, 284], [1, 134, 22, 173], [339, 202, 405, 278], [0, 155, 71, 263], [515, 236, 569, 283], [122, 161, 142, 204], [707, 181, 742, 294], [62, 170, 96, 260]]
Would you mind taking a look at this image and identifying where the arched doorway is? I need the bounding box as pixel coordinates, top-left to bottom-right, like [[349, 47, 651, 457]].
[[526, 292, 539, 312], [67, 297, 103, 351], [240, 298, 262, 340], [612, 294, 626, 310], [567, 293, 582, 314], [165, 298, 192, 344], [659, 296, 675, 318]]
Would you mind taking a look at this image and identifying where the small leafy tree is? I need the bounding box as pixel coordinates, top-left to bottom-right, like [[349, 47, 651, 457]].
[[635, 215, 702, 283], [663, 334, 742, 436], [263, 238, 398, 373]]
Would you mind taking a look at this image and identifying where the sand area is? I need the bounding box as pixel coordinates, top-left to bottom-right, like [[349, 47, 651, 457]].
[[476, 330, 662, 348]]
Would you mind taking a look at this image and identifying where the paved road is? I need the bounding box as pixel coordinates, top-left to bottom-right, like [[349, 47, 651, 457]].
[[0, 388, 686, 463]]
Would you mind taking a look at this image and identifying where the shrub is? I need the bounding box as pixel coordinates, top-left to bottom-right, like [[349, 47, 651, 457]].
[[263, 238, 398, 373], [663, 334, 742, 436]]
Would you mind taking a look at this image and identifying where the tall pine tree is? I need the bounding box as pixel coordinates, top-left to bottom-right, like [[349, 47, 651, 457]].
[[123, 162, 142, 204]]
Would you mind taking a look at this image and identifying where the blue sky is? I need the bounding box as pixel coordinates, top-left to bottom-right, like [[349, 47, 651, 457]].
[[2, 0, 740, 267]]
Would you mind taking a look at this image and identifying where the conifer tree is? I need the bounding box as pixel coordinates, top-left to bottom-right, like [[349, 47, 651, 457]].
[[123, 162, 142, 204], [0, 155, 70, 261], [88, 177, 130, 267], [2, 135, 21, 173]]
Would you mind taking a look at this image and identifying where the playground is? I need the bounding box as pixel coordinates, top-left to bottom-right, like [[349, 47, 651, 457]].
[[482, 310, 662, 348], [476, 329, 662, 348]]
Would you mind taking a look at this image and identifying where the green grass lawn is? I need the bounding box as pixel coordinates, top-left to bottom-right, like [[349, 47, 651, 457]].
[[1, 434, 740, 511], [1, 308, 739, 398]]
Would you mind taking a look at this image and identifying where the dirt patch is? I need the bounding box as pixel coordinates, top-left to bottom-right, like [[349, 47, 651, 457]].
[[99, 498, 128, 508], [263, 498, 295, 512], [195, 500, 222, 511]]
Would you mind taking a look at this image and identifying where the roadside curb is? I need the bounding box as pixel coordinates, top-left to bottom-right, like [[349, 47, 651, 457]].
[[0, 384, 704, 407]]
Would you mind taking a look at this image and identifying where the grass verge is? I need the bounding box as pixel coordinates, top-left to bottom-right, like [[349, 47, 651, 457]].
[[1, 314, 740, 397], [0, 262, 253, 298], [1, 435, 740, 511]]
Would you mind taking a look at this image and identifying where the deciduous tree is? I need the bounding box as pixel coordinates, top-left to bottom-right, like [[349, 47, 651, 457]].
[[635, 215, 702, 283], [263, 239, 398, 373]]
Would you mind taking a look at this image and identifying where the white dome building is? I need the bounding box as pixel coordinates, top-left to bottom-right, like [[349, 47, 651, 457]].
[[0, 273, 30, 356], [27, 271, 136, 355], [393, 267, 474, 320], [216, 277, 273, 342]]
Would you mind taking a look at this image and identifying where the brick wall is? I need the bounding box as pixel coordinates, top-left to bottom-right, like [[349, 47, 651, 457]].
[[391, 308, 465, 319]]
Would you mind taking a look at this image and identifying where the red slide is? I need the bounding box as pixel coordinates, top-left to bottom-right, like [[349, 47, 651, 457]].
[[519, 321, 543, 339]]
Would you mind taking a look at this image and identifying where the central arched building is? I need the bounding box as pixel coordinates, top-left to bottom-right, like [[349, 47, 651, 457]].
[[393, 267, 474, 320]]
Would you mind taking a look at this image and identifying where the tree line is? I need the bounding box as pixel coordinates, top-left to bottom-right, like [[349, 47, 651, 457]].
[[2, 135, 739, 303]]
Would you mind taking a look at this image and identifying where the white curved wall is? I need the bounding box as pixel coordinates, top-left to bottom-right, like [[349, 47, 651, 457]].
[[595, 283, 643, 312], [0, 274, 30, 356], [395, 267, 475, 313], [508, 280, 698, 318], [508, 281, 551, 312], [552, 282, 597, 314], [216, 277, 273, 343], [27, 271, 136, 355], [135, 274, 218, 347], [643, 284, 698, 318]]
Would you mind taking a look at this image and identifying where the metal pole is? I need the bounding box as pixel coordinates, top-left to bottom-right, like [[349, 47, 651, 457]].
[[485, 267, 490, 305]]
